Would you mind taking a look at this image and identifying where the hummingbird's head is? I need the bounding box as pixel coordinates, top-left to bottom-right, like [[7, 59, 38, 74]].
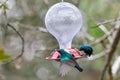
[[79, 45, 93, 56]]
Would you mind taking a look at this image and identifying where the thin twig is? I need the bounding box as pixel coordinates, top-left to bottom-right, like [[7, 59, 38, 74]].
[[99, 25, 112, 43], [90, 27, 115, 46], [88, 47, 110, 61], [17, 22, 48, 33], [91, 19, 116, 28], [2, 23, 24, 65]]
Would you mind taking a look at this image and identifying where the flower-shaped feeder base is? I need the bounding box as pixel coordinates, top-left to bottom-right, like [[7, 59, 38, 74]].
[[46, 48, 86, 61]]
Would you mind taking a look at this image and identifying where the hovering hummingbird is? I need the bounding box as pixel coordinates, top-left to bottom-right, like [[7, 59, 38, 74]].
[[57, 49, 83, 76], [79, 45, 93, 56]]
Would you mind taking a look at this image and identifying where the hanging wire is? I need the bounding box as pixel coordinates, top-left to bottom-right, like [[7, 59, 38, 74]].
[[61, 0, 64, 2]]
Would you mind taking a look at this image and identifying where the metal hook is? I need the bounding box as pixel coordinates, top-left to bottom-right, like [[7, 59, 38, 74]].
[[61, 0, 64, 2]]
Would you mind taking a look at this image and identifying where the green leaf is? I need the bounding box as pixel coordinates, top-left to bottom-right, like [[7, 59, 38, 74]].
[[0, 3, 9, 10], [0, 49, 12, 63], [3, 4, 9, 10]]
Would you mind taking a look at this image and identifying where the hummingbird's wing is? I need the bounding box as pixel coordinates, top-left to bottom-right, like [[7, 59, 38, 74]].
[[66, 59, 83, 72], [59, 62, 72, 76], [59, 59, 83, 76], [60, 59, 83, 76]]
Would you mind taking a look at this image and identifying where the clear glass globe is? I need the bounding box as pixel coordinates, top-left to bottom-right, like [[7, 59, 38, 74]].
[[45, 2, 82, 49]]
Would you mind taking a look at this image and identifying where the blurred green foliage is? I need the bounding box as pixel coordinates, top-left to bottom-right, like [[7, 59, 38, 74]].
[[0, 49, 12, 63], [78, 0, 120, 38], [79, 0, 120, 19], [87, 19, 104, 38], [0, 2, 9, 10]]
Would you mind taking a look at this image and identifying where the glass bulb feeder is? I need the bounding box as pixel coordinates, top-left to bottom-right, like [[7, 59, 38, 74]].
[[45, 2, 82, 49]]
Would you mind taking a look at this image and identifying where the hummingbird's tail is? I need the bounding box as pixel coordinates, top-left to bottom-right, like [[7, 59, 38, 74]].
[[74, 65, 83, 72]]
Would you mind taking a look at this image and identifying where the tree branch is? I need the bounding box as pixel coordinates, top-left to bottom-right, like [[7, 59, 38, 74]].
[[100, 12, 120, 80]]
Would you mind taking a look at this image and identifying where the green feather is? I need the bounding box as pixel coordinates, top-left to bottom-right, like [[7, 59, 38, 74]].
[[58, 49, 73, 62]]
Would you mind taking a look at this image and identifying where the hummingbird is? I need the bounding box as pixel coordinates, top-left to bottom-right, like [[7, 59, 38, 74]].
[[57, 49, 83, 76], [79, 45, 93, 56]]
